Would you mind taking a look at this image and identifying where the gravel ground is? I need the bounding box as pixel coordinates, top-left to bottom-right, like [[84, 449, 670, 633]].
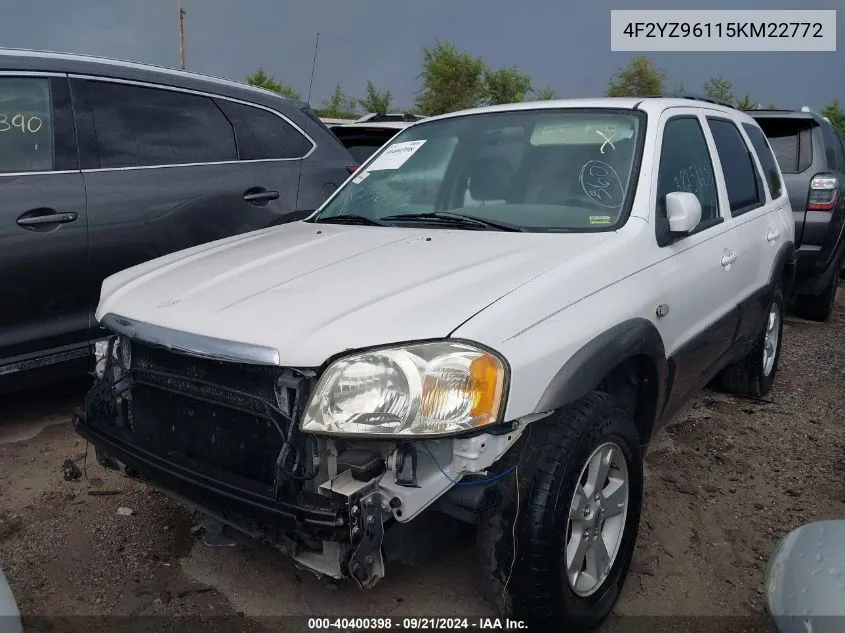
[[1, 287, 843, 633]]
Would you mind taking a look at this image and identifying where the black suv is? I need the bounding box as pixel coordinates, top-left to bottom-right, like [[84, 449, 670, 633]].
[[749, 109, 845, 321], [0, 49, 357, 392]]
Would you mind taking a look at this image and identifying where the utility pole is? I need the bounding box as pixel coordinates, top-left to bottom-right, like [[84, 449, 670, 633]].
[[178, 5, 186, 70]]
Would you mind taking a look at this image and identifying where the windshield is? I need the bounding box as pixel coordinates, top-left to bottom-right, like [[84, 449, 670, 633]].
[[313, 109, 644, 231]]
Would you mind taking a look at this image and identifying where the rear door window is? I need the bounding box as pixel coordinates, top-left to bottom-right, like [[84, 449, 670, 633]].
[[0, 77, 54, 173], [707, 118, 764, 216], [742, 123, 784, 200], [754, 118, 814, 173], [79, 79, 237, 168], [215, 99, 312, 160]]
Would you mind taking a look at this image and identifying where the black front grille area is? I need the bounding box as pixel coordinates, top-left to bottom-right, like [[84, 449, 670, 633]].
[[126, 341, 291, 491]]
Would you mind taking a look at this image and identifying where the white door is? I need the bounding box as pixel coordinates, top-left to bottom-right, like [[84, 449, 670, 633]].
[[645, 109, 744, 415], [703, 117, 792, 343]]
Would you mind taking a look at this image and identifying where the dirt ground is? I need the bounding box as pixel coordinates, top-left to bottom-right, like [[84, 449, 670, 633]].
[[1, 289, 844, 633]]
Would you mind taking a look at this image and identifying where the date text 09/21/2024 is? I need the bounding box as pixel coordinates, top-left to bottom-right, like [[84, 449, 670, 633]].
[[307, 617, 528, 630], [621, 21, 824, 39]]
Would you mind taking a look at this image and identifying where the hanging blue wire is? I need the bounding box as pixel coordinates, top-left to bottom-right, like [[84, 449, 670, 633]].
[[423, 442, 516, 486]]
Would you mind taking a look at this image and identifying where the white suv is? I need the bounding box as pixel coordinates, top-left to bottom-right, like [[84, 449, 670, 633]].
[[77, 97, 794, 630]]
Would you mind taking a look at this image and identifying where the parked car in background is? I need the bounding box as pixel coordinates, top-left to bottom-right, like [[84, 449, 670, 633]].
[[328, 113, 424, 163], [765, 519, 845, 633], [355, 112, 425, 124], [748, 108, 845, 321], [77, 96, 793, 631], [0, 48, 356, 392]]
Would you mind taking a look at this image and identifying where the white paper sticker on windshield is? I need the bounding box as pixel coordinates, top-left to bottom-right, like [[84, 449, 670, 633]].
[[366, 140, 427, 171]]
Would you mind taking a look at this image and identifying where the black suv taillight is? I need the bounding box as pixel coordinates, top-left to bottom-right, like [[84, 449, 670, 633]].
[[807, 174, 839, 211]]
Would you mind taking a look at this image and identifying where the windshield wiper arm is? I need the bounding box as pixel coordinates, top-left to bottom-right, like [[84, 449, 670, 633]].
[[381, 212, 525, 232], [312, 214, 390, 227]]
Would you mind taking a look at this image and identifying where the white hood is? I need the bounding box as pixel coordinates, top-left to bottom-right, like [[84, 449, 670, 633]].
[[97, 222, 612, 366]]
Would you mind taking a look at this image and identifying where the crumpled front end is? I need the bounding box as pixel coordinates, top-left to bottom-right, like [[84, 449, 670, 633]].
[[75, 326, 519, 587], [77, 333, 396, 586]]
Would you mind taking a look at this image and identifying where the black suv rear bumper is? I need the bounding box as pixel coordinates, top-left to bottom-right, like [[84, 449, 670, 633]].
[[794, 240, 844, 295]]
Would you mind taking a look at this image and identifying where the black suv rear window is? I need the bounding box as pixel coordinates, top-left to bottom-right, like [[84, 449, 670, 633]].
[[754, 118, 814, 173], [742, 123, 784, 199]]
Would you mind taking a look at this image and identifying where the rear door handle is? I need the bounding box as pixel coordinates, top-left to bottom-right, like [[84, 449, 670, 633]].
[[721, 250, 737, 268], [243, 190, 280, 203], [767, 228, 781, 242], [17, 212, 78, 227]]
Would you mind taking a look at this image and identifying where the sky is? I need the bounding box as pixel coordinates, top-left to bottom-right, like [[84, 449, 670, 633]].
[[0, 0, 842, 112]]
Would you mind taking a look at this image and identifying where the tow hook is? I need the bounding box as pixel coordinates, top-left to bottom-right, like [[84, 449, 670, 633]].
[[347, 491, 388, 588]]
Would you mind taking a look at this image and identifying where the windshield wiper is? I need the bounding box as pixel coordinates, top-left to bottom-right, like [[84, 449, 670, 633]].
[[380, 211, 525, 232], [312, 214, 390, 227]]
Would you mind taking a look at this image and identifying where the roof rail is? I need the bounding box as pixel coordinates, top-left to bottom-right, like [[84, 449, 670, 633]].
[[672, 94, 737, 109], [636, 94, 737, 109]]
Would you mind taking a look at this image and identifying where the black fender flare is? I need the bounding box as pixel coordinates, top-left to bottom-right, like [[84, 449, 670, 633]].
[[533, 318, 669, 418], [769, 241, 796, 296]]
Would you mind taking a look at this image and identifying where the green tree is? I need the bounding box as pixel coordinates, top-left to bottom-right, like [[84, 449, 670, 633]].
[[245, 68, 300, 100], [702, 76, 735, 103], [820, 99, 845, 136], [735, 94, 760, 110], [531, 86, 558, 100], [415, 40, 487, 115], [673, 81, 686, 96], [606, 56, 665, 97], [483, 66, 533, 105], [317, 84, 358, 119], [358, 80, 392, 113]]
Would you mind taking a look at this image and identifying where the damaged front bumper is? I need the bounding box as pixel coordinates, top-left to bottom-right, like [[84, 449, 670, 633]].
[[75, 410, 395, 587], [75, 333, 520, 588]]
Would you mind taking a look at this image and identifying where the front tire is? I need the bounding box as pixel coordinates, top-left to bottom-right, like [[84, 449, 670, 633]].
[[718, 286, 784, 398], [478, 391, 643, 632]]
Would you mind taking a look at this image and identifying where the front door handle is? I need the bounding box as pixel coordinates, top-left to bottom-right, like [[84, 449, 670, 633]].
[[243, 190, 280, 203], [767, 228, 781, 242], [721, 250, 737, 268], [17, 211, 78, 227]]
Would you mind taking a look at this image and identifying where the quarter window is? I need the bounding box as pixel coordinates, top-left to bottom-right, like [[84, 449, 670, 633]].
[[0, 77, 54, 174], [656, 117, 720, 236], [824, 124, 845, 171], [707, 118, 763, 215], [215, 99, 311, 160], [80, 80, 237, 168], [742, 123, 784, 199]]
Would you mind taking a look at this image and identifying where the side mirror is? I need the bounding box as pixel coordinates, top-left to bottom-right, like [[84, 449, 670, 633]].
[[665, 192, 702, 235]]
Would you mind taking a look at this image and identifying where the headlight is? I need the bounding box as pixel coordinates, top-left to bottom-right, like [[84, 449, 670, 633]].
[[300, 341, 507, 437]]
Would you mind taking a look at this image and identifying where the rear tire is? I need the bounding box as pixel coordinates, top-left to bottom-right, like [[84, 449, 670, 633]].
[[793, 266, 839, 322], [477, 391, 643, 632], [718, 286, 784, 398]]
